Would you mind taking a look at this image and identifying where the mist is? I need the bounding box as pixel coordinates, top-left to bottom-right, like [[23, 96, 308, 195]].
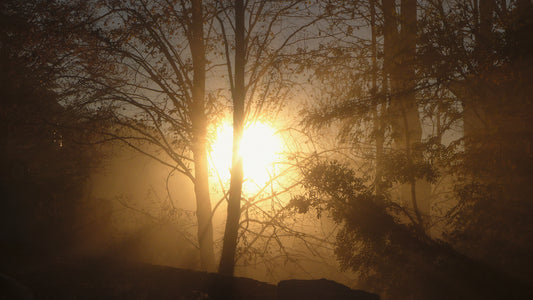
[[1, 0, 533, 299]]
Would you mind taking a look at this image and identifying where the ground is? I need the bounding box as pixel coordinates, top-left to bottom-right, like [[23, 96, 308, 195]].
[[1, 257, 379, 299]]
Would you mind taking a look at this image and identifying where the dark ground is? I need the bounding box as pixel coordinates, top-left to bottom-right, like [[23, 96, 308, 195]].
[[0, 257, 379, 299]]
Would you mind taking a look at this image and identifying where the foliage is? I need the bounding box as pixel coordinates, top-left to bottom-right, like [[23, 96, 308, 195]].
[[290, 159, 531, 299], [28, 0, 327, 276], [381, 146, 439, 185], [0, 0, 104, 259], [4, 0, 533, 295], [291, 0, 533, 298]]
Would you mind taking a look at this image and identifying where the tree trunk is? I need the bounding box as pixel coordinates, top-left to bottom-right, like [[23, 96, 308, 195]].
[[387, 0, 430, 230], [382, 0, 397, 87], [478, 0, 495, 52], [518, 0, 532, 12], [190, 0, 216, 272], [370, 0, 385, 200], [219, 0, 246, 276], [464, 0, 495, 143]]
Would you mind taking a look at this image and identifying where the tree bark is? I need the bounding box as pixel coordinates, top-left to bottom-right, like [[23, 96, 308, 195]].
[[190, 0, 216, 272], [382, 0, 397, 86], [219, 0, 245, 276], [370, 0, 385, 200], [478, 0, 495, 52], [387, 0, 430, 230], [518, 0, 532, 12]]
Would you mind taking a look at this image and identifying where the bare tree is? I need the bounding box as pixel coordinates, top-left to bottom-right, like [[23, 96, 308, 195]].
[[49, 0, 217, 271], [218, 0, 246, 276], [215, 0, 322, 275], [49, 0, 322, 276]]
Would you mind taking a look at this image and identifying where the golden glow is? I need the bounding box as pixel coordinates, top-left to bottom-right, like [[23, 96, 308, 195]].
[[210, 121, 282, 192]]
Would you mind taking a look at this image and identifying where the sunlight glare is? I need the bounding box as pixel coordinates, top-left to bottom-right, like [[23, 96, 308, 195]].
[[210, 122, 282, 193]]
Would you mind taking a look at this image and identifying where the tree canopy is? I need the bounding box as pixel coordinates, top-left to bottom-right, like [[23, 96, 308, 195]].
[[3, 0, 533, 298]]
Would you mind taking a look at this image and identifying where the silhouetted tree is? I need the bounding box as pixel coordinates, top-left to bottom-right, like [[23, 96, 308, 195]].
[[294, 0, 533, 298], [34, 0, 321, 276], [214, 0, 322, 276], [0, 0, 103, 262], [218, 0, 246, 276], [37, 0, 219, 271], [441, 0, 533, 283]]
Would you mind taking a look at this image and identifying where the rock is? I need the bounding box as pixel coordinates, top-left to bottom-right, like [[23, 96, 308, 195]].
[[277, 279, 379, 300]]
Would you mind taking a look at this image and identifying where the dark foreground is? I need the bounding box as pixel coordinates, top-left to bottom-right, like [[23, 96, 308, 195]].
[[1, 257, 378, 299]]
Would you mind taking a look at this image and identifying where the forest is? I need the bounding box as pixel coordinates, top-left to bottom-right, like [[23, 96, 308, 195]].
[[1, 0, 532, 299]]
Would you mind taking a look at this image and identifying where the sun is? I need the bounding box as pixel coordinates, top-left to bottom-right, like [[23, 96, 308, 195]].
[[210, 121, 282, 193]]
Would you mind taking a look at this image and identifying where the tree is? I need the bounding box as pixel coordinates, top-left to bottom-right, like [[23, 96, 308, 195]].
[[214, 0, 322, 276], [290, 159, 531, 299], [389, 0, 431, 230], [189, 0, 216, 272], [40, 0, 322, 276], [293, 0, 533, 297], [302, 0, 435, 231], [0, 0, 103, 263], [40, 0, 217, 271], [218, 0, 246, 276], [439, 0, 533, 283]]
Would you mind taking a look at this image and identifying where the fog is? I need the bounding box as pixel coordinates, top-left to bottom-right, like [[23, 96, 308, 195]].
[[70, 143, 199, 268], [58, 141, 353, 287], [2, 0, 532, 299]]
